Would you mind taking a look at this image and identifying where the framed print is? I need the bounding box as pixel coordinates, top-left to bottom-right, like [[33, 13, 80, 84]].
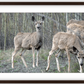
[[0, 1, 84, 83]]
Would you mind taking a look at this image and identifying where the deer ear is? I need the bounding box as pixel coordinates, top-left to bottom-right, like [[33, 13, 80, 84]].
[[42, 16, 45, 21], [32, 16, 35, 21]]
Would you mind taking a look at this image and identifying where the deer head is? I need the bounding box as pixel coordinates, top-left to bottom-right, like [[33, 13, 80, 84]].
[[77, 51, 84, 66], [32, 16, 45, 32]]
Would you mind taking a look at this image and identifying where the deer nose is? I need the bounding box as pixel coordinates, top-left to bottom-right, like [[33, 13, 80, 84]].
[[37, 27, 40, 29], [80, 63, 83, 66]]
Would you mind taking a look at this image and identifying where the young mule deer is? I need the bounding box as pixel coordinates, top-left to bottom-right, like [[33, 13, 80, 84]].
[[12, 16, 45, 68], [46, 32, 84, 73]]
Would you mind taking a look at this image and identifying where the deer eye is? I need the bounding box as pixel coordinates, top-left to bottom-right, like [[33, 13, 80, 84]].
[[83, 57, 84, 59], [78, 57, 80, 58]]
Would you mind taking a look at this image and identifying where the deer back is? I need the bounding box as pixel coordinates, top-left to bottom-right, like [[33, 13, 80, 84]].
[[53, 32, 75, 49], [67, 21, 84, 43], [67, 19, 84, 26], [14, 32, 31, 48]]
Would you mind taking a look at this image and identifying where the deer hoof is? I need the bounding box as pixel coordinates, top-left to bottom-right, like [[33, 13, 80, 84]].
[[46, 67, 49, 71], [33, 65, 35, 68], [12, 64, 14, 69], [58, 70, 60, 72], [78, 70, 82, 73], [12, 66, 14, 69], [36, 64, 38, 67]]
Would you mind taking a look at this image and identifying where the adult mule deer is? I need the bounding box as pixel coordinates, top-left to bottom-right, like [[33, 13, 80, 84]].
[[46, 32, 84, 73], [66, 19, 84, 72], [12, 16, 45, 68], [67, 19, 84, 43]]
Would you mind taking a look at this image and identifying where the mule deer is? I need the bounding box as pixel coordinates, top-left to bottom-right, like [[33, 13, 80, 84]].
[[67, 19, 84, 43], [46, 32, 84, 73], [12, 16, 45, 68], [67, 19, 84, 26]]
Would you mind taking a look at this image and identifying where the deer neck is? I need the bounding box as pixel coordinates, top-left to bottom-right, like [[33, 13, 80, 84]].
[[36, 28, 42, 35]]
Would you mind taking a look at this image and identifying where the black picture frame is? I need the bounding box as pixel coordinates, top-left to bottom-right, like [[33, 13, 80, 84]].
[[0, 2, 84, 5], [0, 80, 84, 83], [0, 2, 84, 83]]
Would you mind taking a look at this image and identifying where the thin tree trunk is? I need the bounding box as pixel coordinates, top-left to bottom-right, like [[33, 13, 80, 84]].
[[3, 13, 6, 51], [23, 13, 25, 32], [75, 13, 79, 20], [14, 13, 18, 35]]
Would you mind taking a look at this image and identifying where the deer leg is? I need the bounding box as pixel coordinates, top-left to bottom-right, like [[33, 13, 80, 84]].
[[12, 48, 20, 68], [77, 57, 83, 73], [36, 50, 39, 67], [20, 49, 27, 68], [66, 47, 71, 72], [78, 65, 83, 73], [55, 51, 61, 72], [46, 50, 55, 71], [32, 47, 35, 68]]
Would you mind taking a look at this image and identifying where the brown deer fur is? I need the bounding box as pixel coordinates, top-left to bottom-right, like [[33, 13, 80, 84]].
[[12, 16, 45, 68], [46, 32, 84, 72], [67, 19, 84, 43], [67, 19, 84, 26]]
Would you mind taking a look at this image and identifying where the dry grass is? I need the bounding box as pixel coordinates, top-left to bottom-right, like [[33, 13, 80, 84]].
[[0, 48, 83, 73]]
